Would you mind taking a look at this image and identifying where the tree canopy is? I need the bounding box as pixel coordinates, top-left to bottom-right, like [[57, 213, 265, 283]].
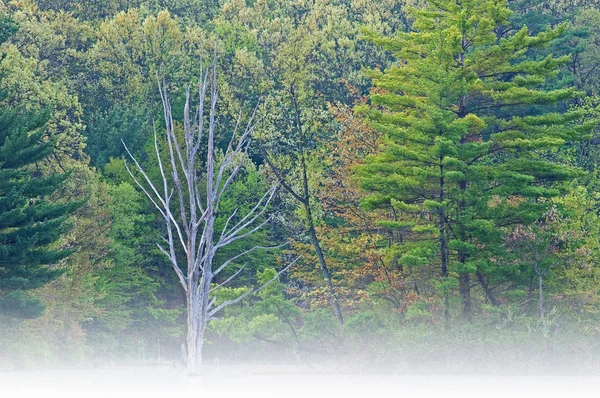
[[1, 0, 600, 372]]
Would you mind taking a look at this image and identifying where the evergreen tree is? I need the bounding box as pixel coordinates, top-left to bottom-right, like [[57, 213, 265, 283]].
[[0, 105, 79, 319], [358, 0, 596, 320], [0, 13, 78, 319]]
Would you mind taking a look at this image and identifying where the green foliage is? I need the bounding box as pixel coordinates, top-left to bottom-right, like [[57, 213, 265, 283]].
[[85, 106, 152, 169], [2, 0, 600, 368], [211, 268, 300, 347], [0, 106, 80, 318], [0, 291, 45, 319], [213, 161, 277, 286], [0, 4, 88, 167], [358, 0, 595, 318], [0, 13, 18, 45], [84, 181, 180, 360]]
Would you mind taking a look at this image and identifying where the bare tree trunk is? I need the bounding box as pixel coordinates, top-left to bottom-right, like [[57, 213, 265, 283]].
[[186, 292, 200, 372]]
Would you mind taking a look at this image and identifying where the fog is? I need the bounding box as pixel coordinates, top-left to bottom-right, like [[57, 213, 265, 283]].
[[2, 365, 600, 398], [4, 334, 600, 398], [4, 322, 600, 397]]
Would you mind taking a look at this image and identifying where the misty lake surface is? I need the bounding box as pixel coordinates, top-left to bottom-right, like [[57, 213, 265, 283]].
[[1, 365, 600, 398]]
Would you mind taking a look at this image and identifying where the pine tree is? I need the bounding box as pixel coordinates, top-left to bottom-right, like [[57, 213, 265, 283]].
[[358, 0, 596, 321], [0, 14, 78, 319], [0, 12, 87, 318], [0, 107, 81, 318]]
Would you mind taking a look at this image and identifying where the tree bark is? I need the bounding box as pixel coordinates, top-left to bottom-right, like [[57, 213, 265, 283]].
[[524, 275, 535, 315], [439, 161, 448, 278], [186, 291, 201, 373]]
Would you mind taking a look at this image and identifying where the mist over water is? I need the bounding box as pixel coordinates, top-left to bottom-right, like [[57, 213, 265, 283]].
[[2, 365, 600, 398], [3, 326, 600, 398]]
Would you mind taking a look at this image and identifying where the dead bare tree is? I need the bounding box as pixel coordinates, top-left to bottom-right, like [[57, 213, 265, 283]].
[[123, 55, 299, 373]]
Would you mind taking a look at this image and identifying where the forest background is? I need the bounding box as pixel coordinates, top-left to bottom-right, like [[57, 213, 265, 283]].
[[2, 0, 600, 372]]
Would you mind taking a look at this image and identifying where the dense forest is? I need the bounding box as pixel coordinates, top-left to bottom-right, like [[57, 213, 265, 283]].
[[1, 0, 600, 373]]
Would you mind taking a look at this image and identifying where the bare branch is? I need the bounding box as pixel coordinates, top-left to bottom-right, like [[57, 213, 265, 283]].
[[158, 80, 190, 239], [217, 215, 273, 250], [209, 264, 248, 294], [123, 140, 188, 254], [218, 185, 278, 246], [219, 208, 238, 242], [123, 159, 166, 220], [156, 242, 188, 290]]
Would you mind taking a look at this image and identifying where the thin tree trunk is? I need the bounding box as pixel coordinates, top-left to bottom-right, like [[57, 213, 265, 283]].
[[524, 275, 535, 314], [306, 207, 344, 324], [459, 272, 472, 321], [538, 273, 544, 320], [439, 159, 450, 328], [476, 271, 498, 307], [439, 161, 448, 278], [443, 291, 450, 329], [284, 85, 344, 325], [456, 62, 474, 321], [261, 141, 344, 325], [457, 176, 471, 320]]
